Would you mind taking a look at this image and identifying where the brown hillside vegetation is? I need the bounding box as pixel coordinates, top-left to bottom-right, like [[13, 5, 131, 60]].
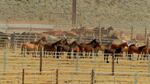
[[0, 0, 150, 28]]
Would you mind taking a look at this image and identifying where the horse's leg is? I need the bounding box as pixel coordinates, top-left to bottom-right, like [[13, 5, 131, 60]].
[[56, 51, 61, 59], [106, 54, 109, 63], [140, 53, 143, 60], [137, 54, 139, 60], [128, 53, 132, 60], [147, 53, 149, 60], [90, 51, 93, 59], [116, 56, 119, 64], [104, 52, 106, 63], [143, 53, 148, 60], [104, 53, 106, 62], [139, 54, 142, 60]]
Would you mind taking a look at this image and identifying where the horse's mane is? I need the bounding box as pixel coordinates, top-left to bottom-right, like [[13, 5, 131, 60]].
[[129, 44, 136, 47], [71, 41, 78, 45], [138, 45, 146, 51], [88, 39, 100, 48], [52, 39, 62, 46], [29, 38, 43, 45], [70, 41, 79, 48]]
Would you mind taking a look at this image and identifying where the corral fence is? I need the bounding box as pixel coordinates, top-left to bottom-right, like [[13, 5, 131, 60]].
[[1, 68, 150, 84], [1, 50, 150, 73], [0, 26, 149, 49], [0, 49, 150, 83]]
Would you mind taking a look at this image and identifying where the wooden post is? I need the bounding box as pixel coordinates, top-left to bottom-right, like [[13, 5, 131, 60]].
[[72, 0, 76, 27], [76, 52, 79, 72], [56, 69, 59, 84], [148, 55, 150, 75], [147, 38, 149, 47], [131, 27, 133, 40], [145, 27, 147, 44], [3, 49, 7, 72], [91, 69, 95, 84], [22, 69, 25, 84], [134, 73, 138, 84], [40, 50, 42, 74], [100, 27, 102, 45], [112, 53, 115, 76]]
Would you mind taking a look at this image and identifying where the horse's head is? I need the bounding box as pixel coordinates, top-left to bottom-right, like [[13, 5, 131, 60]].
[[41, 37, 47, 42], [90, 39, 100, 48], [62, 39, 69, 45], [70, 41, 79, 47], [38, 37, 47, 45], [120, 42, 128, 48]]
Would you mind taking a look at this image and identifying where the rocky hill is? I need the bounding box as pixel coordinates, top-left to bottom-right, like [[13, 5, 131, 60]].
[[0, 0, 150, 28]]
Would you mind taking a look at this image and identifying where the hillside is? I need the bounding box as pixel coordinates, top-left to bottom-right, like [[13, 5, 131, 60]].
[[0, 0, 150, 28]]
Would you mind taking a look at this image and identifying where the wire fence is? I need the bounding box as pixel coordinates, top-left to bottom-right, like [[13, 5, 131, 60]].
[[1, 68, 150, 84], [0, 27, 149, 49], [0, 49, 150, 83]]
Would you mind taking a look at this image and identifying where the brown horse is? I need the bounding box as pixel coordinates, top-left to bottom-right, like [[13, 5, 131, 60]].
[[138, 46, 150, 60], [69, 41, 80, 52], [79, 39, 101, 57], [104, 42, 128, 63], [43, 39, 69, 58], [21, 37, 47, 57], [67, 41, 80, 58], [128, 44, 147, 60]]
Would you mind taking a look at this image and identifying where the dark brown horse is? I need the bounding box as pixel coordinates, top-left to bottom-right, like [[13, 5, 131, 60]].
[[79, 39, 101, 57], [128, 44, 147, 60], [43, 39, 69, 58], [140, 47, 150, 60], [69, 41, 80, 52], [104, 42, 128, 63], [67, 41, 80, 58], [21, 37, 47, 57]]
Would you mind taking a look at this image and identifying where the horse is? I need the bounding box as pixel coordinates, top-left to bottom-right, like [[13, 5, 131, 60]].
[[128, 44, 147, 60], [21, 37, 47, 57], [140, 45, 150, 60], [103, 42, 128, 63], [79, 39, 101, 58], [43, 38, 69, 58], [67, 41, 80, 58], [69, 41, 80, 52]]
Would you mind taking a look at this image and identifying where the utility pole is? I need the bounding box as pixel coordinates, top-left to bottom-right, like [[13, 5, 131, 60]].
[[72, 0, 77, 27]]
